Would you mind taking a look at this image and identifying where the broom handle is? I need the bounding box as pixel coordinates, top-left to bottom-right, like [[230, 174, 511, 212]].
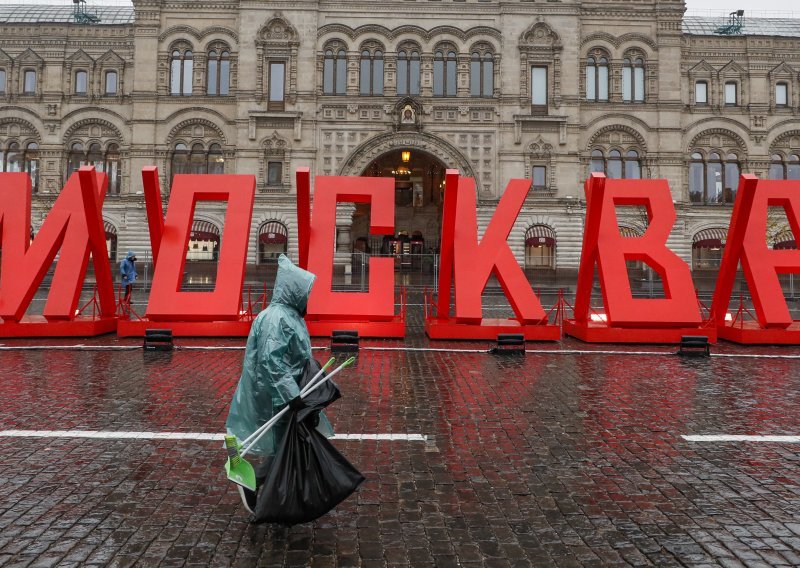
[[238, 357, 335, 450], [240, 357, 355, 457]]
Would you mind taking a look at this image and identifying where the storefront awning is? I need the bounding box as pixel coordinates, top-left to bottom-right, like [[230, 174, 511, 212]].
[[619, 225, 643, 238], [773, 230, 797, 250], [104, 220, 117, 239], [191, 219, 221, 242], [693, 227, 727, 249], [258, 221, 288, 244], [525, 225, 556, 247]]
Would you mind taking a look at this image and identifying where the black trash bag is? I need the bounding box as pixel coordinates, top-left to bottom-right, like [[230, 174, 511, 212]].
[[294, 358, 341, 426], [252, 358, 365, 525]]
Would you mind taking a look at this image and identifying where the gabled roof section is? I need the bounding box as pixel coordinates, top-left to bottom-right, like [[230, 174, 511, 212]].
[[97, 49, 125, 65], [0, 4, 134, 25], [66, 49, 94, 64], [684, 16, 800, 38]]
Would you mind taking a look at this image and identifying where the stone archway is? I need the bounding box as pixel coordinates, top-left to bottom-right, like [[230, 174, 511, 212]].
[[338, 131, 476, 179]]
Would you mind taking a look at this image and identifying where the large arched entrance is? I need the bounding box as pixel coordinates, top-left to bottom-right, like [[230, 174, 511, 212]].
[[341, 131, 474, 268], [353, 149, 447, 257]]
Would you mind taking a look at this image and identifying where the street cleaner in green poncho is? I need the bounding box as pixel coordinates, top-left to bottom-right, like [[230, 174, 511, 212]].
[[226, 254, 333, 513]]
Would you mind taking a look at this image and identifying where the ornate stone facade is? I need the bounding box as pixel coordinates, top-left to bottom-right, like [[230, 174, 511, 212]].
[[1, 1, 798, 269]]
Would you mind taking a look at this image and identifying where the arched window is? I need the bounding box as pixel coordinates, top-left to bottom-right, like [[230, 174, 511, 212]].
[[189, 143, 206, 174], [586, 55, 608, 101], [359, 49, 383, 95], [67, 142, 84, 176], [87, 143, 103, 170], [105, 144, 120, 195], [769, 153, 800, 180], [75, 70, 88, 95], [590, 149, 643, 179], [688, 150, 739, 205], [470, 51, 494, 97], [170, 48, 193, 95], [24, 142, 39, 192], [258, 220, 289, 263], [323, 49, 346, 95], [622, 57, 646, 102], [63, 140, 122, 186], [188, 220, 220, 261], [397, 50, 420, 96], [104, 221, 118, 262], [692, 228, 727, 270], [4, 142, 22, 173], [624, 150, 641, 179], [207, 50, 230, 95], [524, 225, 556, 270], [207, 143, 224, 174], [171, 142, 225, 181], [104, 70, 118, 95], [607, 150, 623, 179], [170, 143, 189, 181], [590, 149, 604, 173], [433, 50, 457, 97]]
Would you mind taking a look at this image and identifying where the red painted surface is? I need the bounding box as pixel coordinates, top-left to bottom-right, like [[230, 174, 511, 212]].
[[452, 176, 547, 324], [436, 169, 460, 317], [0, 169, 115, 326], [566, 174, 707, 343], [142, 166, 165, 265], [0, 316, 118, 338], [711, 175, 800, 335], [717, 321, 800, 344], [563, 320, 716, 344], [116, 319, 252, 338], [426, 318, 561, 341], [573, 174, 701, 328], [427, 172, 559, 340], [305, 175, 396, 322], [145, 174, 255, 322]]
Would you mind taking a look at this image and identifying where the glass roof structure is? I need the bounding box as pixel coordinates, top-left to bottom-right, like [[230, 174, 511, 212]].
[[0, 4, 134, 25], [683, 16, 800, 37]]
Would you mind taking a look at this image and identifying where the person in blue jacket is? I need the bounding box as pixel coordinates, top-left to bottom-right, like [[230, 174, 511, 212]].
[[119, 251, 137, 312], [226, 254, 333, 512]]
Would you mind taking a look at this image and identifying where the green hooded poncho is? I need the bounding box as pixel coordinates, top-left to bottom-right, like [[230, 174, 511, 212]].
[[226, 254, 333, 456]]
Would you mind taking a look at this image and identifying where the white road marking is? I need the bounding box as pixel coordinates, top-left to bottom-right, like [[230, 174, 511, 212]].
[[682, 435, 800, 443], [2, 344, 800, 360], [0, 430, 427, 442]]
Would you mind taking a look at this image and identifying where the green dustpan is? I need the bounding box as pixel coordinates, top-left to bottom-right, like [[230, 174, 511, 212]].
[[224, 435, 256, 492]]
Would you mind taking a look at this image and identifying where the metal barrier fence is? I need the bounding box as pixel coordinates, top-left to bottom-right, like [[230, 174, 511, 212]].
[[21, 256, 800, 321]]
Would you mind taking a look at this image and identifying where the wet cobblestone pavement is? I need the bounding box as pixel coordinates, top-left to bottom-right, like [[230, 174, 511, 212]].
[[0, 325, 799, 566]]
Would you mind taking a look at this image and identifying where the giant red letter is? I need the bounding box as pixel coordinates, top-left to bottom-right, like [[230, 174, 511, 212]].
[[711, 175, 800, 328], [573, 174, 701, 327], [145, 174, 255, 321], [304, 176, 395, 320], [450, 176, 547, 324], [0, 169, 114, 321]]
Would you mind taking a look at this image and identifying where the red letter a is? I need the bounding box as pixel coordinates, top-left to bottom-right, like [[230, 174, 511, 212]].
[[711, 175, 800, 328]]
